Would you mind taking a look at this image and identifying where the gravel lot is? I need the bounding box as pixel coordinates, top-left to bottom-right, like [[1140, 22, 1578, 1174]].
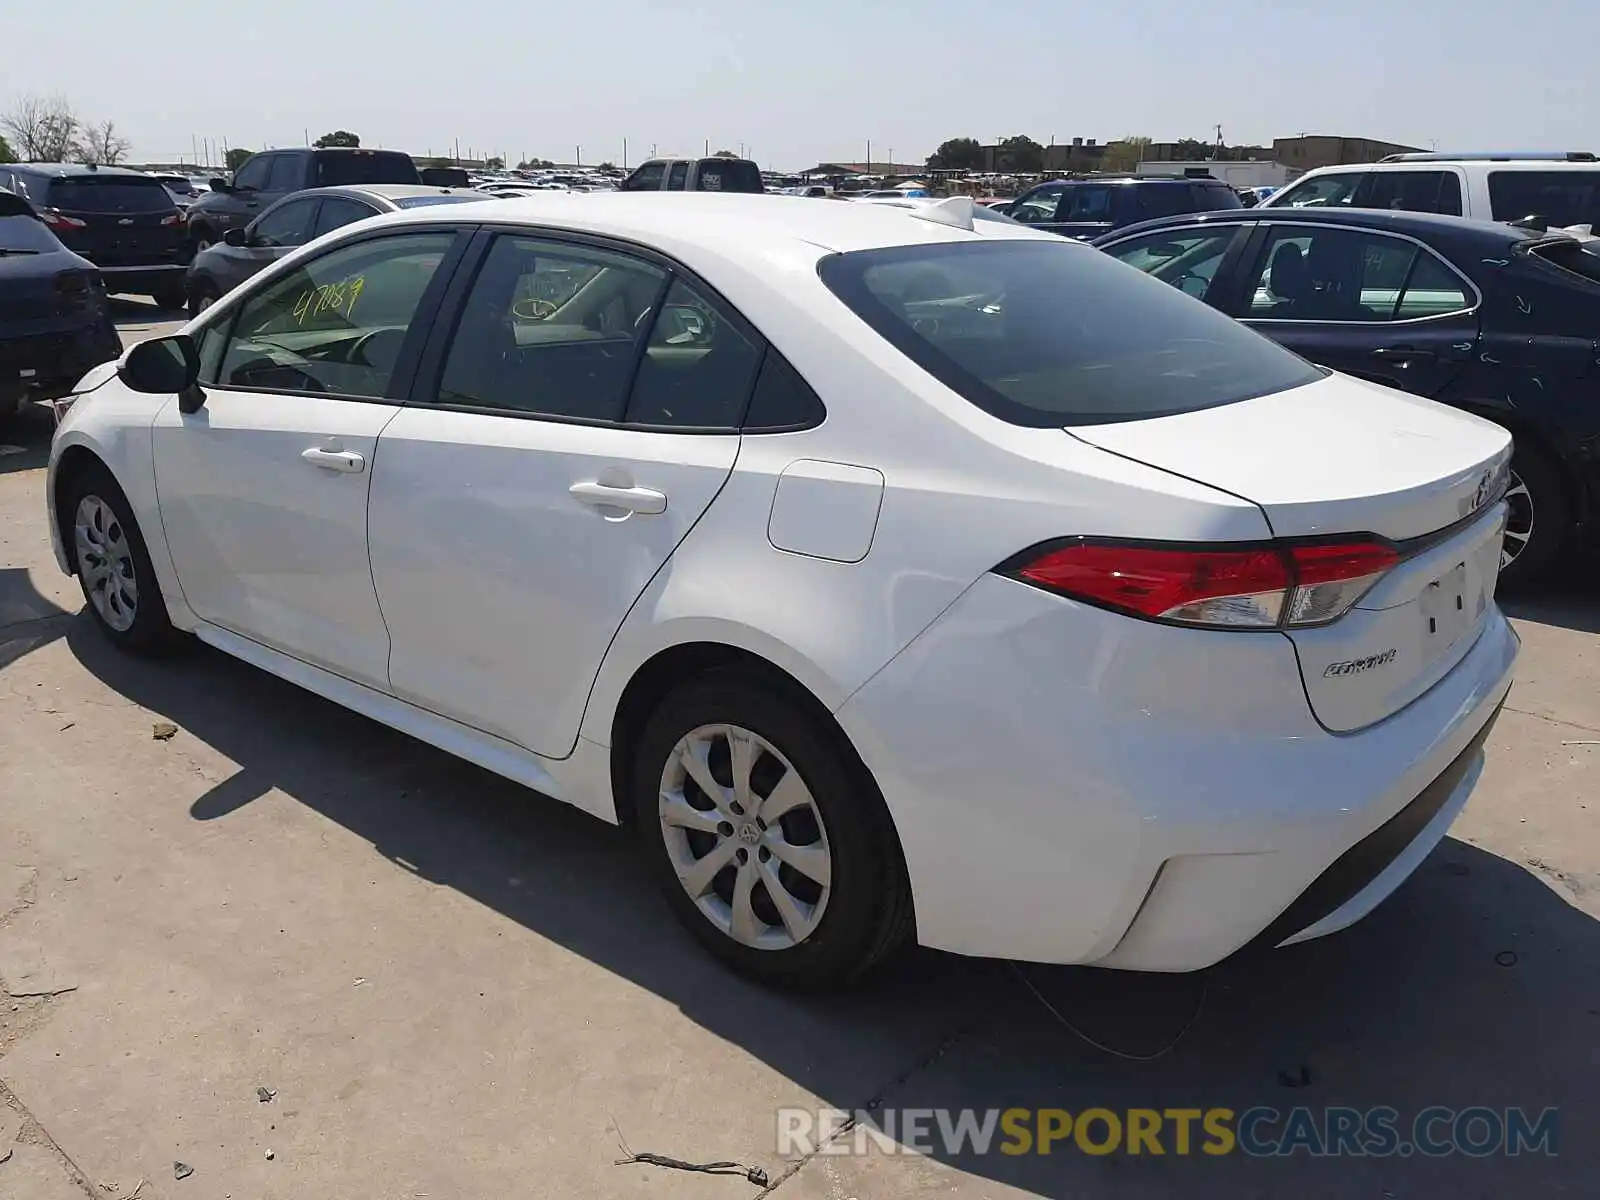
[[2, 302, 1596, 1197]]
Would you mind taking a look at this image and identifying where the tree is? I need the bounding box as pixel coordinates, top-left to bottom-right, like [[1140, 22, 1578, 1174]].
[[74, 119, 130, 165], [597, 161, 616, 171], [517, 158, 553, 169], [1169, 138, 1214, 161], [1102, 134, 1152, 172], [713, 149, 739, 158], [995, 135, 1044, 174], [313, 130, 360, 148], [225, 146, 252, 171], [0, 135, 15, 165], [483, 155, 504, 170], [2, 93, 81, 162], [926, 137, 984, 171]]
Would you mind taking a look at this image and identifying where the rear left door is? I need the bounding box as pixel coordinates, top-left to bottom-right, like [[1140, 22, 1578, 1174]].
[[1228, 221, 1480, 397], [369, 230, 757, 757]]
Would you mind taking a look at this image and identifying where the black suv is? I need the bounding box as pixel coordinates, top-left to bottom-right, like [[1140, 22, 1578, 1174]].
[[185, 147, 422, 252], [0, 163, 188, 308], [1002, 175, 1242, 239]]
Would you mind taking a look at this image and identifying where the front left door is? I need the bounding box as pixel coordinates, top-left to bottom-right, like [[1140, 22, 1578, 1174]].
[[369, 232, 757, 757], [1228, 222, 1480, 396], [152, 228, 464, 689]]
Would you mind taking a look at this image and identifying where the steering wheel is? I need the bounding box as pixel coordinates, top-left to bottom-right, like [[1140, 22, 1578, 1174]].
[[348, 327, 407, 373], [512, 296, 558, 321]]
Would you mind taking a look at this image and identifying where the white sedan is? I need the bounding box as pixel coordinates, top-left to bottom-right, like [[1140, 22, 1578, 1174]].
[[47, 193, 1517, 989]]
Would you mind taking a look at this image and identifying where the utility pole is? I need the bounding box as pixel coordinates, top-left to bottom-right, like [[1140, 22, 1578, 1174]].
[[866, 139, 872, 171], [622, 137, 628, 168], [576, 145, 582, 166]]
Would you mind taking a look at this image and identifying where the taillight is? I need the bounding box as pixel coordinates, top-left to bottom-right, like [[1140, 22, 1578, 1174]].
[[39, 208, 87, 229], [1001, 537, 1400, 629], [161, 212, 184, 226], [54, 270, 94, 311]]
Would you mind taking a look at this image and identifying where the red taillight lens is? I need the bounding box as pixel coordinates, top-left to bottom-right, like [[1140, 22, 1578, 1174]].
[[1004, 537, 1399, 629], [161, 212, 184, 226], [39, 208, 87, 229]]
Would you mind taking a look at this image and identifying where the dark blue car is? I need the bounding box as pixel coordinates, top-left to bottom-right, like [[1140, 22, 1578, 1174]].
[[1096, 207, 1600, 585], [0, 188, 122, 433], [1004, 175, 1243, 240]]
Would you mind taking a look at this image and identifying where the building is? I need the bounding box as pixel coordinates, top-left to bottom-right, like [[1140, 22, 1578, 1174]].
[[805, 161, 927, 178], [1271, 135, 1421, 171]]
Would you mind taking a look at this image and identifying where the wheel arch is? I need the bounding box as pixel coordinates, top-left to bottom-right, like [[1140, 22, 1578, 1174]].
[[52, 443, 112, 573], [1452, 399, 1589, 528]]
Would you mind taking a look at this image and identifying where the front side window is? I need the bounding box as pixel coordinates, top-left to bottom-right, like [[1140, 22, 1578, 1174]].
[[265, 155, 302, 192], [819, 240, 1321, 427], [231, 156, 271, 192], [435, 235, 667, 420], [1353, 170, 1463, 215], [1009, 184, 1064, 224], [216, 231, 455, 398], [622, 162, 666, 192], [312, 196, 379, 237], [1487, 170, 1600, 228], [250, 198, 319, 248], [1103, 228, 1239, 301], [625, 278, 762, 427], [1245, 226, 1470, 321], [1272, 171, 1366, 209], [1059, 186, 1113, 221]]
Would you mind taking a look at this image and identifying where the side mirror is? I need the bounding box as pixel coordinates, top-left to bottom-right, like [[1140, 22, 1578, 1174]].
[[121, 335, 206, 413], [223, 227, 248, 247], [208, 177, 230, 193]]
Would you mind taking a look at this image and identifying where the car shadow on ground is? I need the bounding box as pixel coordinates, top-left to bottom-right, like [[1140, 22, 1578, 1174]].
[[1502, 554, 1600, 635], [53, 600, 1597, 1197], [109, 295, 188, 328]]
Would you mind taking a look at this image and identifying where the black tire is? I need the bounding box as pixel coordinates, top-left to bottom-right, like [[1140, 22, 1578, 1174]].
[[189, 226, 216, 257], [634, 668, 913, 991], [60, 461, 180, 654], [188, 279, 221, 319], [1498, 442, 1568, 589], [152, 285, 188, 313]]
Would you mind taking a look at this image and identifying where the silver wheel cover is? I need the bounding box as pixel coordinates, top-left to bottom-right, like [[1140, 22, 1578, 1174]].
[[1501, 469, 1533, 571], [659, 723, 833, 951], [74, 494, 139, 632]]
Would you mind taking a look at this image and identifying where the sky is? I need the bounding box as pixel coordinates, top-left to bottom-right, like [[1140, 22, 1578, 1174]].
[[2, 0, 1595, 170]]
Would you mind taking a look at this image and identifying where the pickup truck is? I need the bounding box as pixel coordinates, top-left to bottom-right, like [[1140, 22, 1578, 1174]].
[[619, 157, 764, 193], [184, 147, 422, 253]]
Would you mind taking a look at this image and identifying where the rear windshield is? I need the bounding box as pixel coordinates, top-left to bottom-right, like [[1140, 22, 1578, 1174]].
[[818, 240, 1323, 427], [1488, 170, 1600, 229], [391, 193, 488, 209], [46, 176, 175, 213], [694, 158, 763, 193], [314, 151, 421, 188], [1528, 237, 1600, 284], [0, 194, 60, 251]]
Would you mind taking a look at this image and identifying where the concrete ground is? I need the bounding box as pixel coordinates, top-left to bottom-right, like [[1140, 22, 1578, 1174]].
[[2, 303, 1596, 1197]]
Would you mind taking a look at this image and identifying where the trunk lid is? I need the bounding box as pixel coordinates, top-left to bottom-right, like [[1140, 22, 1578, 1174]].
[[1069, 373, 1513, 731]]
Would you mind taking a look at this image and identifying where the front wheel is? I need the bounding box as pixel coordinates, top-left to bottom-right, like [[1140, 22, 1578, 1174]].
[[188, 279, 221, 318], [152, 285, 187, 313], [635, 670, 913, 990], [62, 462, 180, 654], [1498, 444, 1567, 589]]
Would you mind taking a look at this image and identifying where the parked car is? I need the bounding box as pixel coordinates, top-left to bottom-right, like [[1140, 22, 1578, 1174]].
[[0, 163, 188, 309], [852, 194, 1022, 224], [185, 147, 423, 254], [49, 193, 1515, 989], [0, 189, 122, 432], [150, 173, 205, 209], [1261, 152, 1600, 229], [619, 157, 764, 193], [185, 184, 490, 314], [1095, 206, 1600, 584], [1001, 175, 1242, 239]]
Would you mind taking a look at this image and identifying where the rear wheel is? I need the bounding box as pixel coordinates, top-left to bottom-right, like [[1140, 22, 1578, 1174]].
[[1499, 443, 1567, 589], [190, 226, 216, 256], [62, 462, 179, 654], [152, 284, 187, 313], [634, 670, 913, 990]]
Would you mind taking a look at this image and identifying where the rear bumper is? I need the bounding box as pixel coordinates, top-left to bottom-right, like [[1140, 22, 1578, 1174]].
[[96, 265, 187, 295], [835, 573, 1518, 970], [0, 322, 122, 403]]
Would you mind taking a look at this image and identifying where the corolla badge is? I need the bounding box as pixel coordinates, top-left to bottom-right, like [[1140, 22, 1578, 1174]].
[[1323, 649, 1398, 678]]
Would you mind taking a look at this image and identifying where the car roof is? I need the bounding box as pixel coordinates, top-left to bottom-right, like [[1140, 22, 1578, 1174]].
[[1294, 159, 1600, 175], [366, 191, 1057, 255], [1097, 205, 1534, 246], [11, 163, 162, 179], [310, 184, 476, 203]]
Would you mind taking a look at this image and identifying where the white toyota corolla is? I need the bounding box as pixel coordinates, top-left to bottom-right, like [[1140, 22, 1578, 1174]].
[[48, 193, 1516, 989]]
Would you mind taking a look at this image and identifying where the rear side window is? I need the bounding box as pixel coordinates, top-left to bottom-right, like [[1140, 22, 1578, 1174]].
[[1353, 170, 1463, 215], [1487, 170, 1600, 228], [694, 158, 763, 193], [819, 240, 1322, 427], [1059, 185, 1113, 221], [314, 151, 420, 187], [744, 350, 826, 431], [667, 162, 689, 189], [1135, 185, 1194, 220], [46, 176, 175, 213], [1193, 183, 1243, 211]]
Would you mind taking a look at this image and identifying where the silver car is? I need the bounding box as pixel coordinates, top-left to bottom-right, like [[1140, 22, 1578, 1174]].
[[184, 184, 490, 315]]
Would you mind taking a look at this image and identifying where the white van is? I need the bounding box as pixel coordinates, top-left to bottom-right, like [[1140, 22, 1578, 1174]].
[[1261, 152, 1600, 229]]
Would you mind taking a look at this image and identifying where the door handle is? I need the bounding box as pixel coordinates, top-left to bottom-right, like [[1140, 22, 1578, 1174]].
[[301, 447, 365, 473], [1371, 347, 1436, 364], [569, 480, 667, 515]]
